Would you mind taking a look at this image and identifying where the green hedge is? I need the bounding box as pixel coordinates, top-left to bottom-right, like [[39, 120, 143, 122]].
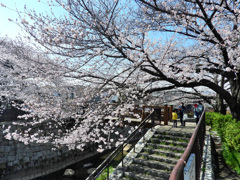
[[206, 112, 240, 174]]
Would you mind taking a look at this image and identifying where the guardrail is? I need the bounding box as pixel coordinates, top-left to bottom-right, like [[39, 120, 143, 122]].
[[169, 110, 206, 180], [86, 111, 155, 180]]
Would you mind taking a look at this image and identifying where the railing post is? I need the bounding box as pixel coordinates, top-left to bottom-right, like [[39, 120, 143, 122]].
[[169, 105, 173, 121], [134, 133, 136, 152], [141, 105, 145, 121], [164, 104, 168, 125], [151, 110, 154, 128], [122, 144, 124, 167]]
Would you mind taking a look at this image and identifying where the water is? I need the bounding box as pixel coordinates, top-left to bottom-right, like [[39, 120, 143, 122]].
[[35, 150, 113, 180]]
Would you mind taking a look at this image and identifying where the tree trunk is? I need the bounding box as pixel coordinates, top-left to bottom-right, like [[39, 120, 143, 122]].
[[220, 104, 226, 115], [215, 93, 226, 115], [229, 104, 240, 122], [217, 95, 226, 115]]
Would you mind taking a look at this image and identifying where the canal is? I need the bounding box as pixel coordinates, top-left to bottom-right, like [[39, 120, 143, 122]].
[[35, 149, 127, 180]]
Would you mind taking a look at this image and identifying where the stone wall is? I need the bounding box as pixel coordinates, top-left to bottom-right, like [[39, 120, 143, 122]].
[[0, 121, 89, 179], [0, 120, 137, 180]]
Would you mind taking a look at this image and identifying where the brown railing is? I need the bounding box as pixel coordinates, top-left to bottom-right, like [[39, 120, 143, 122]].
[[86, 111, 155, 180], [169, 110, 206, 180]]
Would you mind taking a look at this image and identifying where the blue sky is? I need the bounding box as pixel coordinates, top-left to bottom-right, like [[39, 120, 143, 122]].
[[0, 0, 192, 47], [0, 0, 63, 39]]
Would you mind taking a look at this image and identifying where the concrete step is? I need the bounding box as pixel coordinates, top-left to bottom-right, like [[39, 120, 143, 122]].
[[183, 118, 196, 122], [142, 147, 183, 159], [152, 134, 190, 142], [110, 126, 193, 180], [153, 138, 189, 147], [132, 158, 175, 171], [145, 143, 186, 152], [154, 130, 192, 138], [123, 163, 170, 180], [138, 152, 178, 164], [149, 138, 189, 148], [122, 171, 161, 180]]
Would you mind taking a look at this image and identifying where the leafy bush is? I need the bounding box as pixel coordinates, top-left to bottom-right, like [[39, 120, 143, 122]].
[[206, 112, 240, 174], [205, 112, 216, 126], [224, 120, 240, 152], [222, 143, 240, 174], [206, 112, 233, 136]]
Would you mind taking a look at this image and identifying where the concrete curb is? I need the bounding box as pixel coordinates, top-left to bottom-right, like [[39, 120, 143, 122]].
[[109, 125, 159, 180], [200, 127, 215, 180]]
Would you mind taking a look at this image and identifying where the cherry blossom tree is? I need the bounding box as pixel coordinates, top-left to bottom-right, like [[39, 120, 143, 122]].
[[0, 37, 138, 151], [135, 0, 240, 118], [1, 0, 240, 151], [18, 0, 239, 120]]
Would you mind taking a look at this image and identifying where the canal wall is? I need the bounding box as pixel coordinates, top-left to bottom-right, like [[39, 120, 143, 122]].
[[0, 121, 96, 180]]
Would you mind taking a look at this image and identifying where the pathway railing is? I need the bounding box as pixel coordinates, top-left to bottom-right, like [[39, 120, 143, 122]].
[[169, 110, 206, 180], [86, 111, 155, 180]]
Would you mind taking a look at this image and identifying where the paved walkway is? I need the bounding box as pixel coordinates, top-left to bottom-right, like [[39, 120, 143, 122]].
[[158, 120, 196, 133]]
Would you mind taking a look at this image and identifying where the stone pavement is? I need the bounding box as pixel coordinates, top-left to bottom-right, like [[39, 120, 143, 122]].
[[158, 120, 197, 134]]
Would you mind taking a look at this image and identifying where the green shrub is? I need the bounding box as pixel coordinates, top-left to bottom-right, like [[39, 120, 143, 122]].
[[224, 120, 240, 151], [205, 112, 216, 126], [222, 143, 240, 174], [206, 112, 240, 174], [205, 112, 233, 137]]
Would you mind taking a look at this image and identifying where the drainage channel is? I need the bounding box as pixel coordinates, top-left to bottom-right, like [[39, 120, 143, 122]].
[[34, 148, 129, 180]]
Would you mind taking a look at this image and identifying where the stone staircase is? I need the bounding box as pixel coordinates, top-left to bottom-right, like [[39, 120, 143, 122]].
[[114, 128, 192, 180]]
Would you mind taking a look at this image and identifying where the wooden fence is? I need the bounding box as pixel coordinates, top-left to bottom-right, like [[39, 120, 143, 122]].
[[121, 104, 173, 127]]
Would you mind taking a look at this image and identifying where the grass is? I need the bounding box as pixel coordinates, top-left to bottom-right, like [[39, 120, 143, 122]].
[[125, 176, 137, 180], [147, 145, 155, 149], [160, 141, 167, 145], [176, 144, 184, 148], [202, 165, 206, 173], [145, 149, 152, 154], [96, 151, 128, 180], [96, 166, 115, 180], [177, 139, 189, 143], [154, 152, 167, 157], [151, 139, 158, 143], [138, 155, 149, 160], [174, 156, 180, 160]]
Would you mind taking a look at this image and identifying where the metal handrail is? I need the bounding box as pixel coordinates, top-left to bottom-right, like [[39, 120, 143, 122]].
[[169, 110, 206, 180], [86, 111, 154, 180]]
